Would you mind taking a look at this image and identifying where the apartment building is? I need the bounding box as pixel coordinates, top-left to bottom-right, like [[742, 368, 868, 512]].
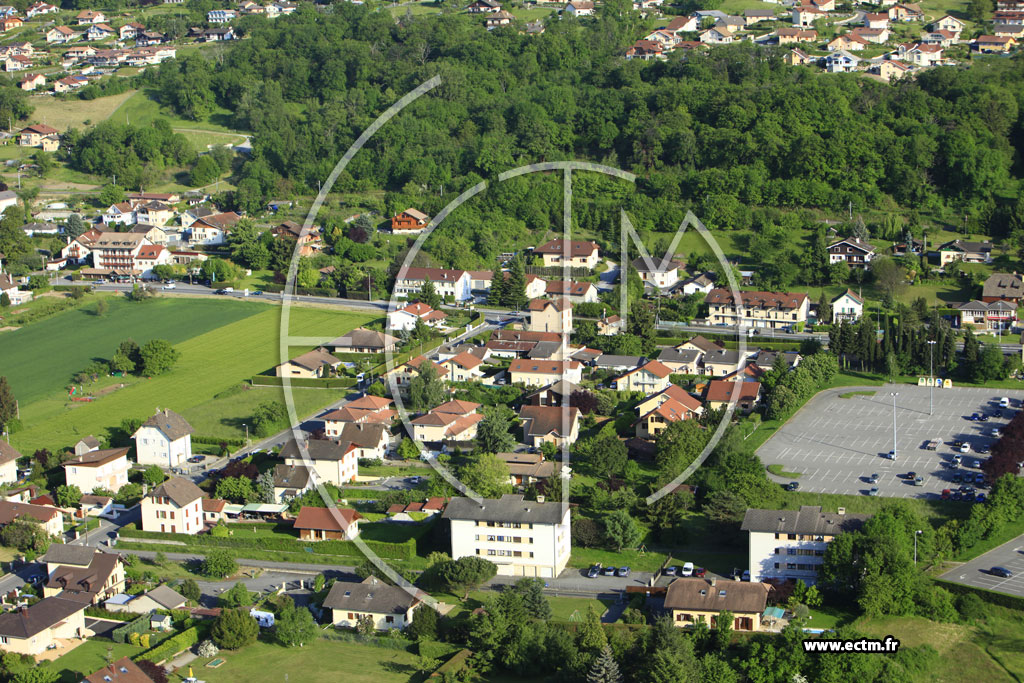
[[443, 494, 571, 578], [393, 267, 472, 302], [704, 289, 809, 330], [140, 477, 204, 535], [63, 447, 130, 493]]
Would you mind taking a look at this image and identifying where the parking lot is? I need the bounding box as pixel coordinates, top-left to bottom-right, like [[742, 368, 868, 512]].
[[756, 384, 1024, 499], [939, 533, 1024, 598]]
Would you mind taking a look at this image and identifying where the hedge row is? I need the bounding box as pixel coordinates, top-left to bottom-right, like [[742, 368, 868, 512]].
[[250, 374, 358, 388], [112, 613, 152, 643], [118, 528, 416, 560], [192, 435, 246, 447], [84, 606, 136, 622], [116, 540, 401, 568], [135, 625, 203, 665], [934, 579, 1024, 612], [260, 284, 337, 297]]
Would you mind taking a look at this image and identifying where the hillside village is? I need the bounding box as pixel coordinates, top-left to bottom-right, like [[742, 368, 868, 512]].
[[0, 0, 1022, 681]]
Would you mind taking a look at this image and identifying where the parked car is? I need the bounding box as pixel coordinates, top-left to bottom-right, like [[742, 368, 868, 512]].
[[975, 473, 987, 486], [978, 413, 989, 422], [187, 456, 203, 464], [681, 562, 695, 577], [163, 283, 176, 290], [960, 442, 971, 453], [964, 492, 976, 502], [969, 413, 981, 421], [602, 566, 616, 576], [952, 472, 963, 483], [741, 570, 751, 582], [952, 491, 963, 501], [786, 481, 799, 491], [976, 493, 987, 503], [884, 450, 896, 460], [978, 444, 990, 454], [952, 454, 962, 466], [663, 566, 678, 577], [616, 567, 631, 578], [867, 487, 880, 496], [905, 471, 917, 480], [940, 489, 951, 500], [989, 567, 1012, 579], [694, 567, 707, 578], [869, 473, 880, 483], [999, 397, 1010, 408], [913, 476, 924, 486], [991, 428, 1002, 437], [587, 565, 601, 579]]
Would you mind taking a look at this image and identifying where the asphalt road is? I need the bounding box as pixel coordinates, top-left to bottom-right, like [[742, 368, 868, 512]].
[[757, 384, 1024, 499], [939, 534, 1024, 599]]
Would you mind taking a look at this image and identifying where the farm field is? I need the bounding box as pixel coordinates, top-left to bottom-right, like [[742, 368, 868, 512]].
[[5, 298, 374, 453], [29, 89, 138, 133]]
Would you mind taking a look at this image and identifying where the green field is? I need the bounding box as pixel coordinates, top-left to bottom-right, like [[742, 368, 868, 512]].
[[53, 638, 161, 683], [183, 637, 421, 683], [5, 298, 374, 453]]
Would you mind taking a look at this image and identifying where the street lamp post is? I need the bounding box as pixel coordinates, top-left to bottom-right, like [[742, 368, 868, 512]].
[[243, 423, 249, 450], [891, 391, 899, 460], [914, 529, 923, 565], [927, 340, 937, 416]]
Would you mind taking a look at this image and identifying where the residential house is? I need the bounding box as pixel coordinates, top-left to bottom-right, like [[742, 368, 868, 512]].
[[994, 9, 1024, 36], [188, 212, 240, 246], [534, 239, 600, 268], [468, 270, 493, 292], [279, 438, 360, 485], [565, 0, 595, 17], [411, 400, 483, 443], [26, 2, 58, 18], [0, 273, 28, 306], [202, 498, 226, 525], [275, 347, 341, 379], [890, 2, 923, 20], [983, 273, 1024, 303], [938, 239, 993, 265], [657, 347, 703, 375], [444, 494, 571, 578], [102, 202, 136, 226], [900, 42, 943, 66], [792, 6, 825, 26], [53, 75, 89, 93], [864, 11, 889, 28], [498, 451, 558, 487], [701, 347, 746, 377], [921, 29, 957, 46], [704, 289, 809, 330], [120, 22, 145, 40], [393, 267, 472, 302], [387, 355, 448, 392], [664, 577, 771, 631], [508, 359, 583, 387], [73, 436, 100, 456], [329, 421, 389, 460], [827, 33, 868, 51], [132, 409, 193, 469], [322, 396, 395, 432], [876, 59, 913, 79], [63, 447, 130, 493], [135, 201, 174, 227], [679, 272, 716, 295], [18, 74, 44, 91], [77, 494, 113, 518], [699, 26, 733, 43], [86, 23, 115, 40], [518, 405, 580, 449], [634, 386, 703, 439], [486, 9, 515, 27], [0, 594, 90, 655], [975, 35, 1017, 52], [831, 290, 864, 323], [134, 244, 172, 279], [485, 329, 562, 358], [715, 15, 745, 32], [666, 15, 699, 32], [597, 314, 624, 335], [41, 546, 124, 604], [441, 351, 486, 382], [46, 25, 76, 43], [271, 220, 322, 257], [776, 27, 816, 43], [825, 50, 860, 72], [626, 39, 664, 59], [328, 328, 399, 354], [827, 237, 875, 268], [934, 15, 966, 34], [271, 464, 313, 503], [390, 208, 430, 233], [0, 500, 63, 537], [323, 576, 422, 630], [467, 0, 501, 13], [744, 8, 777, 25], [703, 380, 762, 413], [742, 505, 869, 584], [957, 300, 1018, 331], [632, 256, 682, 289], [18, 123, 58, 147], [527, 297, 572, 334], [141, 478, 204, 534], [387, 301, 448, 332], [83, 657, 157, 683], [810, 0, 834, 9], [851, 26, 890, 43], [104, 584, 186, 615], [76, 10, 105, 24], [613, 360, 673, 393], [294, 506, 361, 541], [544, 280, 599, 303], [129, 223, 169, 245], [207, 9, 237, 22]]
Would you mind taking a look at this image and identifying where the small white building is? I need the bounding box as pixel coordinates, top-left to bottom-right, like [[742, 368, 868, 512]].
[[387, 301, 448, 332], [140, 477, 205, 535], [132, 409, 193, 469], [63, 447, 130, 493], [564, 0, 595, 16], [443, 494, 571, 578], [831, 289, 863, 323]]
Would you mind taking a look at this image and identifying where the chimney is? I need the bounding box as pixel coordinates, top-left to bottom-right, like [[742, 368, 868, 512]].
[[710, 577, 716, 587], [837, 507, 846, 515]]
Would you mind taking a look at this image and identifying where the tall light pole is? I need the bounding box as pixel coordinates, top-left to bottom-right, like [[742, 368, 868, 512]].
[[927, 340, 937, 416], [243, 423, 249, 450], [914, 529, 922, 565], [891, 391, 899, 460]]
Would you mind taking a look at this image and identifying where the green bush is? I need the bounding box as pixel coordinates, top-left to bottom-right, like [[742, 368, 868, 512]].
[[112, 613, 151, 643], [192, 435, 246, 447], [135, 625, 203, 664]]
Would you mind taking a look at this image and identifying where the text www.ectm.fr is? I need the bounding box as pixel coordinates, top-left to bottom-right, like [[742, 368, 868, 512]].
[[803, 637, 900, 653]]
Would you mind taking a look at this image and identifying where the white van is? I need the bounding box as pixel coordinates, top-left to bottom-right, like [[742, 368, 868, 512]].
[[999, 397, 1010, 408]]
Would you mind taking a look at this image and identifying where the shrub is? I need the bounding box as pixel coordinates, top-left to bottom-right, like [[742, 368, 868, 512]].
[[211, 608, 259, 650]]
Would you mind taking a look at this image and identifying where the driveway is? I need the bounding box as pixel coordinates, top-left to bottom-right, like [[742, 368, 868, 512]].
[[939, 534, 1024, 599]]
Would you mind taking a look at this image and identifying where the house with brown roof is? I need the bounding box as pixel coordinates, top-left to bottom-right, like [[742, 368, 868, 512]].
[[322, 576, 422, 630], [46, 25, 76, 43], [519, 404, 580, 449], [665, 577, 771, 631], [387, 354, 449, 392], [0, 500, 63, 536], [704, 380, 761, 413], [613, 360, 673, 393], [626, 39, 665, 60], [391, 208, 429, 233], [827, 33, 869, 51], [322, 395, 395, 433], [485, 329, 562, 358], [42, 546, 124, 604], [975, 34, 1018, 51], [18, 123, 58, 147], [132, 408, 193, 468], [497, 451, 558, 487], [388, 301, 449, 331], [983, 273, 1024, 303], [704, 289, 809, 330], [271, 464, 313, 503], [294, 506, 361, 541], [0, 440, 20, 485], [527, 297, 573, 334], [328, 328, 399, 354], [565, 0, 595, 17], [634, 385, 703, 439], [188, 212, 241, 246], [875, 59, 912, 79], [776, 27, 817, 43], [0, 593, 91, 655], [534, 239, 600, 269], [508, 359, 583, 387], [411, 400, 483, 443], [76, 9, 106, 24], [141, 477, 204, 534], [63, 447, 130, 493], [83, 657, 158, 683], [275, 347, 341, 379], [792, 5, 825, 26], [440, 351, 486, 382]]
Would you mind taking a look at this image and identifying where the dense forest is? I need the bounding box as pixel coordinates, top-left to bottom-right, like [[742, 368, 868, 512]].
[[131, 2, 1024, 266]]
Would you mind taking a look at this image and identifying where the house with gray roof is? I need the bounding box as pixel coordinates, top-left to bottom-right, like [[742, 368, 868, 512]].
[[741, 505, 869, 584], [0, 593, 91, 655], [132, 408, 193, 468], [322, 576, 424, 631], [982, 272, 1024, 304]]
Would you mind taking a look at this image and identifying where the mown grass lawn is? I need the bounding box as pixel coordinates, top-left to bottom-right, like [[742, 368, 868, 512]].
[[29, 89, 138, 133], [7, 300, 373, 453], [53, 639, 155, 683], [180, 637, 421, 683]]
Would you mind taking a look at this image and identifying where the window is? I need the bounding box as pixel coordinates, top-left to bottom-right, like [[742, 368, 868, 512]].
[[348, 613, 354, 620], [385, 616, 394, 624]]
